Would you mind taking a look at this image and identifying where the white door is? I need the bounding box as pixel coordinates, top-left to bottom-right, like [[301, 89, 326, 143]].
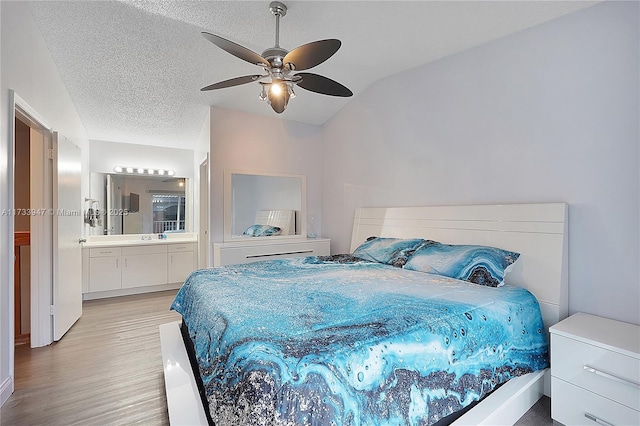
[[53, 133, 83, 341]]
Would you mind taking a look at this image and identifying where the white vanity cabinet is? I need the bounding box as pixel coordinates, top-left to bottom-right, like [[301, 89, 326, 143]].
[[88, 247, 122, 292], [121, 245, 168, 289], [213, 238, 330, 267], [83, 240, 197, 300], [168, 243, 196, 283]]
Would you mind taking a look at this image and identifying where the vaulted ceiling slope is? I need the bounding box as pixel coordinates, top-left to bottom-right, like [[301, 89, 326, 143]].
[[28, 1, 598, 150]]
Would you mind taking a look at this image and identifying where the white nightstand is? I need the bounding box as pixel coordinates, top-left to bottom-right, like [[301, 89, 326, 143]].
[[550, 313, 640, 426]]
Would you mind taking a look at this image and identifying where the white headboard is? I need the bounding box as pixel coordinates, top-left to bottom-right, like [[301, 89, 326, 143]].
[[350, 203, 568, 330], [255, 210, 296, 235]]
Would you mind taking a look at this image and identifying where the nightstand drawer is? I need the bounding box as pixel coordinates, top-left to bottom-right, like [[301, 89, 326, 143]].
[[552, 377, 640, 426], [551, 334, 640, 411]]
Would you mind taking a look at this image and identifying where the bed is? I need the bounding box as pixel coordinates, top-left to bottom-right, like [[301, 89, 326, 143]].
[[160, 203, 568, 425]]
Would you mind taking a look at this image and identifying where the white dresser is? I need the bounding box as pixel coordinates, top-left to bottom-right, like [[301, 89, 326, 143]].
[[213, 238, 330, 267], [550, 313, 640, 426]]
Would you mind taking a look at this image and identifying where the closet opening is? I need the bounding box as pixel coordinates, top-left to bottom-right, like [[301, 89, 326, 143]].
[[14, 117, 31, 347]]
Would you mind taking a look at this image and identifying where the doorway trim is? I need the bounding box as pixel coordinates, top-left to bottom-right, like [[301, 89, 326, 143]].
[[6, 90, 55, 398], [198, 154, 209, 268]]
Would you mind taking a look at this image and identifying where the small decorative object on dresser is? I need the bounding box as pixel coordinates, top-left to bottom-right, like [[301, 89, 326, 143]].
[[550, 313, 640, 426]]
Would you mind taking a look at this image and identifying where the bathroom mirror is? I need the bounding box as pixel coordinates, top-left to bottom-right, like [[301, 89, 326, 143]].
[[89, 172, 191, 235], [223, 170, 306, 242]]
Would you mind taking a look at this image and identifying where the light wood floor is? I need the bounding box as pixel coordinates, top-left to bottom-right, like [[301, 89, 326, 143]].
[[0, 290, 180, 426]]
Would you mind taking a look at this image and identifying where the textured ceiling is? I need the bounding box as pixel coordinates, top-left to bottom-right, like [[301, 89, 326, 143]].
[[28, 1, 599, 150]]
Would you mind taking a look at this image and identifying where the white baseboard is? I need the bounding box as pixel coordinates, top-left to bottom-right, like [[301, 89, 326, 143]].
[[0, 375, 14, 407], [83, 282, 181, 301]]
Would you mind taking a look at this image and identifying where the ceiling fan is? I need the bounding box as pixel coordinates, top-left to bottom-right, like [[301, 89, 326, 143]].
[[200, 1, 353, 114]]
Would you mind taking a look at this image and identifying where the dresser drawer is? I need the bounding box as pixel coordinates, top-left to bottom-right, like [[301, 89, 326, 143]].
[[214, 239, 330, 266], [121, 244, 168, 256], [168, 243, 195, 253], [89, 247, 121, 257], [552, 377, 640, 426], [551, 334, 640, 411]]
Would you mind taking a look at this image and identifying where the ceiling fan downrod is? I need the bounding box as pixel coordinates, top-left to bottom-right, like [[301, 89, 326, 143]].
[[263, 2, 289, 69], [270, 1, 286, 48]]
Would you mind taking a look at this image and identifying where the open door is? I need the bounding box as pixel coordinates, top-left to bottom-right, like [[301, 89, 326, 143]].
[[52, 132, 82, 341]]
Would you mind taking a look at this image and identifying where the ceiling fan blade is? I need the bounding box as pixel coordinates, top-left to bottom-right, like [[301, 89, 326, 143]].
[[283, 39, 341, 71], [201, 75, 263, 91], [294, 73, 353, 97], [202, 32, 269, 67]]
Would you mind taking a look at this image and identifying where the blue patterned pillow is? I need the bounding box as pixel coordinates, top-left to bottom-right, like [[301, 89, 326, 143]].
[[242, 224, 282, 237], [404, 241, 520, 287], [353, 237, 425, 267]]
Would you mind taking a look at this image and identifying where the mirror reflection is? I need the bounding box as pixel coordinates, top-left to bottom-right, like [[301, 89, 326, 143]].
[[90, 172, 189, 235], [224, 170, 306, 241]]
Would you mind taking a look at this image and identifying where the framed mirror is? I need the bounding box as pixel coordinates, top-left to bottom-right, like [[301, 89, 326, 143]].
[[224, 170, 306, 242], [89, 172, 191, 235]]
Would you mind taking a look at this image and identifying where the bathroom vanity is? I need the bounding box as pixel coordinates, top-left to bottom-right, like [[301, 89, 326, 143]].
[[82, 234, 197, 300]]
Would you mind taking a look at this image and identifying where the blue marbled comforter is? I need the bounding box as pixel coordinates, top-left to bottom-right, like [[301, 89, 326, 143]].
[[171, 256, 548, 426]]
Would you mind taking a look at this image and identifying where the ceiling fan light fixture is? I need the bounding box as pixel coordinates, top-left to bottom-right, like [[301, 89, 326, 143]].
[[200, 1, 352, 113], [270, 80, 284, 97], [268, 80, 291, 114]]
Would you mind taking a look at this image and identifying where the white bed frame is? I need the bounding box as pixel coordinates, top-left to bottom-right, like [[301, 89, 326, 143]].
[[160, 203, 568, 425]]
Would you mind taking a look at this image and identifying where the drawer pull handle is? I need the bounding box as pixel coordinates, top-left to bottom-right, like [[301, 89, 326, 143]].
[[246, 250, 313, 259], [585, 413, 615, 426], [584, 365, 640, 390]]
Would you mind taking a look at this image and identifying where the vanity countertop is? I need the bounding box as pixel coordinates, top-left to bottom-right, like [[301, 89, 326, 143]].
[[83, 233, 197, 248]]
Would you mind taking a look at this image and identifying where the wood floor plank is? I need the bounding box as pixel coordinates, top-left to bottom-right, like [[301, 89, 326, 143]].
[[0, 290, 181, 426]]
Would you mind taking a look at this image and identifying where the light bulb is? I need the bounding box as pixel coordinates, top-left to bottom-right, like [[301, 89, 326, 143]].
[[137, 168, 144, 174], [167, 170, 175, 176], [147, 169, 155, 174], [270, 82, 283, 97], [158, 169, 165, 175], [126, 167, 134, 173], [114, 166, 123, 173]]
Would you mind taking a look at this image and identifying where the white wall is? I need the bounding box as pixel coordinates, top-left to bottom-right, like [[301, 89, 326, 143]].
[[89, 140, 194, 178], [322, 2, 639, 325], [0, 2, 90, 404], [209, 107, 323, 245]]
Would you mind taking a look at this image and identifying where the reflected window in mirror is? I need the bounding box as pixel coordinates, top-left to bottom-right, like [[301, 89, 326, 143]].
[[152, 194, 186, 233]]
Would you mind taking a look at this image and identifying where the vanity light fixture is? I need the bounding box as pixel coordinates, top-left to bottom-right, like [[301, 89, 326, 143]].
[[113, 166, 176, 176]]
